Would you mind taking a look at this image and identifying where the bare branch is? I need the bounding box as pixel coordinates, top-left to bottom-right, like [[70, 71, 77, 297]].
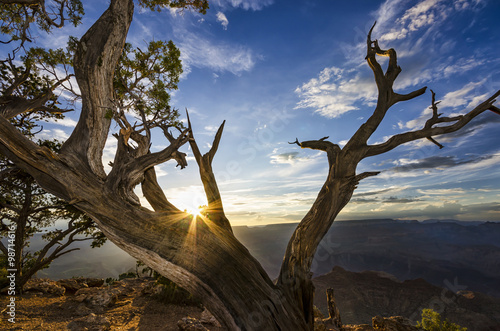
[[131, 129, 189, 173], [186, 109, 203, 164], [293, 137, 341, 168], [365, 89, 500, 157], [2, 62, 31, 97], [206, 120, 225, 165], [141, 167, 181, 212], [355, 171, 380, 182], [345, 22, 427, 151], [392, 87, 427, 105], [187, 110, 232, 231], [490, 105, 500, 115], [0, 201, 22, 214], [105, 128, 189, 205]]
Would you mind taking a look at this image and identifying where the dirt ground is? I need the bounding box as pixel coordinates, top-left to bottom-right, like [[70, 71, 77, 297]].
[[0, 280, 223, 331]]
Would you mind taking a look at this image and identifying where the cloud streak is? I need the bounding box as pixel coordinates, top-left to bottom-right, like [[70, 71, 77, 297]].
[[215, 0, 274, 11], [179, 32, 258, 75]]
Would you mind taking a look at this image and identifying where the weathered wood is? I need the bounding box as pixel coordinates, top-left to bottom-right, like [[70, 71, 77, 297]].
[[61, 0, 134, 179], [326, 288, 342, 329]]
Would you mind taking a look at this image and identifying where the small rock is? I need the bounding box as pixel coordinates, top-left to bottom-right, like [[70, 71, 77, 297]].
[[200, 308, 221, 327], [67, 313, 111, 331], [56, 278, 104, 294], [457, 290, 475, 299], [141, 281, 157, 295], [177, 317, 209, 331], [342, 324, 375, 331], [84, 278, 105, 288], [75, 303, 93, 316], [75, 287, 118, 308], [24, 278, 65, 296], [57, 279, 88, 293]]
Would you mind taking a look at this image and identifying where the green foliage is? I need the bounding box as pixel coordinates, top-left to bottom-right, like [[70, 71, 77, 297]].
[[417, 309, 467, 331], [118, 271, 137, 280], [0, 133, 105, 290], [138, 0, 209, 14], [0, 58, 65, 131], [113, 40, 183, 128], [0, 41, 78, 134], [0, 0, 84, 46], [105, 277, 117, 285]]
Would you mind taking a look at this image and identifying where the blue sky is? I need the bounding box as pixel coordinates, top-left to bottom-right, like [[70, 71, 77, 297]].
[[12, 0, 500, 225]]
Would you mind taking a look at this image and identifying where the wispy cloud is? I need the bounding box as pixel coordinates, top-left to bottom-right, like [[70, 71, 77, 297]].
[[398, 80, 491, 131], [388, 155, 490, 173], [378, 152, 500, 183], [294, 67, 377, 118], [178, 32, 258, 75], [295, 1, 488, 120], [376, 0, 483, 42], [417, 188, 465, 195], [398, 0, 447, 33], [214, 0, 274, 11], [216, 12, 229, 30], [440, 79, 488, 109]]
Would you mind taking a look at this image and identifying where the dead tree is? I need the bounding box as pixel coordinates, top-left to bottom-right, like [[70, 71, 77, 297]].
[[0, 1, 498, 329]]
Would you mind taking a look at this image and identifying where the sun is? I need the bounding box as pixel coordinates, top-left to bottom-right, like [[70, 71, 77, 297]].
[[186, 206, 202, 218]]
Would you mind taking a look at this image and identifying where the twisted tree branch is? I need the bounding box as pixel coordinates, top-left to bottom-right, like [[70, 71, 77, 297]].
[[345, 22, 427, 152], [365, 89, 500, 157]]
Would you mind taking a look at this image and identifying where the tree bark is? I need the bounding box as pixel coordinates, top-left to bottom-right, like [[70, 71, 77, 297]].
[[0, 112, 310, 329], [326, 288, 342, 329], [61, 0, 134, 179]]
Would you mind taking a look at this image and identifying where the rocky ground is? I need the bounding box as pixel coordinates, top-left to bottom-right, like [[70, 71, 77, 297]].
[[2, 273, 495, 331], [0, 277, 223, 331]]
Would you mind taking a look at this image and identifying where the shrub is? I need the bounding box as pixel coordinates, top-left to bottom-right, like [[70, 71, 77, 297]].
[[152, 273, 202, 307], [118, 271, 136, 280], [417, 308, 467, 331]]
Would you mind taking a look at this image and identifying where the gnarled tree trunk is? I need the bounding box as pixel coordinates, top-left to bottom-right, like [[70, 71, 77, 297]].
[[1, 1, 499, 329]]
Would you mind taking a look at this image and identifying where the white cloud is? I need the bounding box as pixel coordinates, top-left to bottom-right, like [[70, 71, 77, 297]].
[[37, 128, 70, 142], [398, 79, 489, 131], [216, 12, 229, 30], [215, 0, 274, 11], [295, 67, 377, 118], [374, 0, 484, 51], [179, 32, 257, 75], [440, 79, 487, 109], [398, 0, 446, 32], [269, 151, 310, 166], [417, 188, 465, 195], [441, 56, 486, 78], [47, 117, 78, 128], [204, 125, 219, 134]]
